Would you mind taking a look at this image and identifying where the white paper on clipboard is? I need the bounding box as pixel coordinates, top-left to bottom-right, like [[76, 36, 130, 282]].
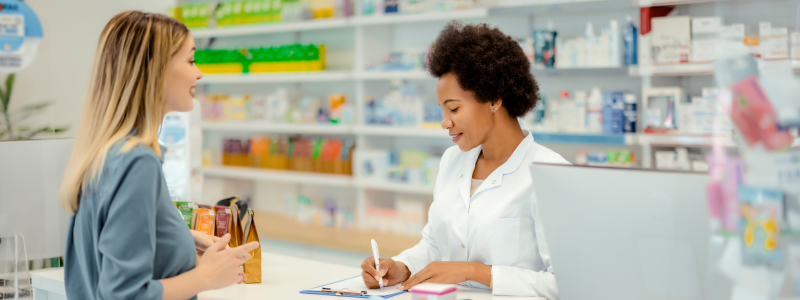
[[311, 276, 403, 297]]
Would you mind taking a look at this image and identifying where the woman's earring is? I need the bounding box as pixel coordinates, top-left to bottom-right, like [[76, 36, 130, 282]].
[[492, 109, 496, 114]]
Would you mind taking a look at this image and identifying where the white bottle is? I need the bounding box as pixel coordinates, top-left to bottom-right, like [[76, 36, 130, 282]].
[[545, 96, 560, 132], [609, 19, 621, 67], [573, 90, 588, 132], [585, 22, 595, 68], [586, 87, 603, 133], [559, 92, 575, 133]]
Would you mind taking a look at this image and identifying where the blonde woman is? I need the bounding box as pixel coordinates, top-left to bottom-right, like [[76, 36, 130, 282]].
[[59, 11, 259, 300]]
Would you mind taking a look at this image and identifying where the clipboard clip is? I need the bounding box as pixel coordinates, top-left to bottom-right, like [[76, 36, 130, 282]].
[[320, 288, 367, 296]]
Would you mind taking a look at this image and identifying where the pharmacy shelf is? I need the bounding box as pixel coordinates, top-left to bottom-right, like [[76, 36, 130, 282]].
[[191, 9, 489, 38], [354, 70, 432, 80], [354, 126, 450, 138], [635, 0, 712, 7], [350, 8, 489, 26], [203, 166, 354, 187], [253, 211, 421, 256], [202, 122, 354, 135], [633, 63, 714, 76], [638, 134, 736, 147], [355, 179, 435, 195], [533, 66, 633, 77], [530, 132, 637, 146], [190, 18, 350, 38], [200, 71, 351, 84]]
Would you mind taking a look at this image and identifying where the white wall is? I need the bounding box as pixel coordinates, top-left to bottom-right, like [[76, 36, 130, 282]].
[[11, 0, 176, 139]]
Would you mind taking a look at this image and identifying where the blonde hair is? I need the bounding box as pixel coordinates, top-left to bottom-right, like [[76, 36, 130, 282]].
[[59, 11, 189, 214]]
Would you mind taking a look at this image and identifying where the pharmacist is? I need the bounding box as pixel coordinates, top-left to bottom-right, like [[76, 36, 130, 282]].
[[59, 11, 259, 300], [360, 21, 569, 299]]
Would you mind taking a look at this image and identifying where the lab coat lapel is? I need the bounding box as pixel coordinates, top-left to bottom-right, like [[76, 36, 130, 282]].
[[472, 132, 534, 196], [458, 146, 482, 208]]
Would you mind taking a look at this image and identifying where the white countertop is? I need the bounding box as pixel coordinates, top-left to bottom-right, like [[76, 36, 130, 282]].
[[31, 252, 541, 300]]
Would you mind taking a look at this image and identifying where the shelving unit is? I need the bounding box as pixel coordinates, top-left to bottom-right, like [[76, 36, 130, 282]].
[[350, 8, 489, 25], [200, 71, 351, 84], [193, 0, 790, 235], [202, 122, 354, 135], [191, 18, 350, 38], [355, 179, 436, 195], [204, 166, 354, 187]]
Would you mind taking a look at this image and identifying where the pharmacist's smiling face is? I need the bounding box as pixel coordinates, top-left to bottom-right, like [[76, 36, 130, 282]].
[[437, 73, 495, 152], [164, 35, 203, 113]]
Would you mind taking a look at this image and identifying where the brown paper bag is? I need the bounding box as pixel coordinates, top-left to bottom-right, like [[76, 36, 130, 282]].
[[226, 200, 262, 284], [241, 208, 261, 283]]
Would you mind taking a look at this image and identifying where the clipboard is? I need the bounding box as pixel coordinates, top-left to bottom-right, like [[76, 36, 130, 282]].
[[300, 275, 408, 298]]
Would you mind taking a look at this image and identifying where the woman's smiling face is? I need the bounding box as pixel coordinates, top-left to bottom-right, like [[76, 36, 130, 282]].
[[437, 72, 498, 152]]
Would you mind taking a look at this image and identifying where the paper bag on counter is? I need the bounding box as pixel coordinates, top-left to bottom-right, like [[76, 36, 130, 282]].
[[241, 208, 261, 283], [227, 199, 261, 283]]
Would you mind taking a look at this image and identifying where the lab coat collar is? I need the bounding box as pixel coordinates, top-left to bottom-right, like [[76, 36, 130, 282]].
[[458, 130, 534, 207]]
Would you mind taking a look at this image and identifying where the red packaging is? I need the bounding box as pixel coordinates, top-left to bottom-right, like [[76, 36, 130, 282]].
[[214, 206, 231, 237]]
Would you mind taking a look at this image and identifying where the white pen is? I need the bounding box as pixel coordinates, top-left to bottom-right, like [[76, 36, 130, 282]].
[[371, 239, 383, 292]]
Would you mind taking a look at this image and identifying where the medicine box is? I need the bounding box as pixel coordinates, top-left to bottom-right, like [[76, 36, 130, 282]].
[[691, 17, 722, 62], [651, 16, 691, 64], [410, 283, 457, 300]]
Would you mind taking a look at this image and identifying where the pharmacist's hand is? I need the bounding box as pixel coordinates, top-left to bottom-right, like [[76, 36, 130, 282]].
[[397, 261, 474, 291], [361, 257, 410, 289], [192, 230, 222, 256], [196, 234, 260, 290]]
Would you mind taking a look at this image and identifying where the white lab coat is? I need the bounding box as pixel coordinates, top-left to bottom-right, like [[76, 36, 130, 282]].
[[393, 130, 570, 300]]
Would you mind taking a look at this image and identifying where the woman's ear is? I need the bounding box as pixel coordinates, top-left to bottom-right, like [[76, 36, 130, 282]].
[[491, 99, 503, 113]]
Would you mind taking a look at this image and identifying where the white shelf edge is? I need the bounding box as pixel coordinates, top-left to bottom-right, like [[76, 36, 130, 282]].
[[354, 70, 432, 80], [351, 8, 489, 25], [355, 179, 435, 195], [202, 123, 355, 134], [203, 166, 354, 187], [191, 18, 350, 38], [191, 9, 488, 38], [638, 134, 736, 147], [200, 71, 351, 84], [354, 126, 450, 138]]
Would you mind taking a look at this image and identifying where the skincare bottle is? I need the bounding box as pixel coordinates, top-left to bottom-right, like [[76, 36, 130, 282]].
[[623, 15, 638, 65], [586, 87, 603, 133]]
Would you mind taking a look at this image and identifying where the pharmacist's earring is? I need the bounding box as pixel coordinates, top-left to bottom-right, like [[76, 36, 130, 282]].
[[491, 109, 495, 114]]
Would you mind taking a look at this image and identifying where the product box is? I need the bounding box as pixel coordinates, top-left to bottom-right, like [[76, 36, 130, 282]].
[[691, 17, 722, 62], [651, 16, 691, 64], [602, 91, 625, 134], [410, 283, 456, 300], [721, 23, 745, 41], [759, 22, 789, 60], [738, 186, 783, 270], [642, 87, 684, 132], [792, 31, 800, 60]]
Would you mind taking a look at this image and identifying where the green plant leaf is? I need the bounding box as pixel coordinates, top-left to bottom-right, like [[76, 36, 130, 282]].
[[9, 101, 54, 123], [20, 125, 70, 140], [0, 74, 12, 111]]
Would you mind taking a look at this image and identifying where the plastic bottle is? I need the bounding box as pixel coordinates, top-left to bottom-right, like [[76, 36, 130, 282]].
[[623, 93, 637, 133], [623, 16, 638, 66], [586, 87, 603, 133], [584, 22, 595, 67], [573, 90, 587, 132], [609, 19, 621, 67]]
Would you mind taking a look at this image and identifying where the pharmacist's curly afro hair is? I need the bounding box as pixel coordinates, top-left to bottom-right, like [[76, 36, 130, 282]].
[[427, 21, 539, 118]]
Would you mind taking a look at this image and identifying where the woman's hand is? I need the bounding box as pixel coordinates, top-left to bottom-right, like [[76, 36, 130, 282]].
[[195, 234, 260, 290], [191, 230, 221, 256], [361, 257, 410, 289], [398, 261, 490, 291]]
